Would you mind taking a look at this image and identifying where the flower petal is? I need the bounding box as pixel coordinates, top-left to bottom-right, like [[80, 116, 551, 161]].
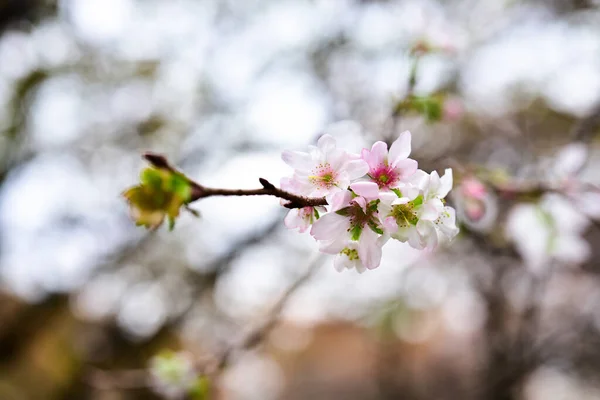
[[506, 204, 550, 273], [363, 141, 388, 169], [283, 209, 301, 229], [427, 170, 441, 195], [282, 150, 313, 171], [438, 207, 459, 239], [407, 169, 429, 189], [553, 234, 590, 265], [350, 181, 380, 200], [438, 168, 453, 198], [378, 191, 398, 205], [541, 194, 588, 233], [327, 148, 347, 171], [407, 226, 424, 249], [420, 198, 444, 220], [345, 159, 369, 180], [317, 134, 336, 155], [333, 253, 348, 272], [397, 183, 420, 200], [357, 227, 383, 269], [310, 213, 350, 240], [319, 237, 348, 254], [553, 142, 588, 179], [329, 190, 352, 212], [389, 130, 411, 163], [383, 216, 398, 233], [393, 158, 418, 178], [577, 190, 600, 219], [353, 196, 367, 212], [417, 220, 438, 250]]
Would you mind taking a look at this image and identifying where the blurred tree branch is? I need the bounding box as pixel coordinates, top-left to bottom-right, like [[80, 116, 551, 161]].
[[85, 254, 323, 392], [208, 254, 323, 374]]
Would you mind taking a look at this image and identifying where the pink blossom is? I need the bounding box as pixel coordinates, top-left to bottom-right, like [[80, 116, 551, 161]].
[[464, 199, 485, 221], [284, 206, 326, 233], [506, 194, 590, 274], [282, 134, 369, 198], [280, 177, 327, 233], [461, 177, 487, 200], [361, 131, 418, 190], [310, 182, 386, 270]]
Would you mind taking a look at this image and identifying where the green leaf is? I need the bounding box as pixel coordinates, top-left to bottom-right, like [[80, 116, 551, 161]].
[[423, 98, 442, 122], [313, 207, 320, 220], [393, 94, 444, 123], [171, 174, 193, 201], [124, 166, 195, 230], [141, 168, 165, 188]]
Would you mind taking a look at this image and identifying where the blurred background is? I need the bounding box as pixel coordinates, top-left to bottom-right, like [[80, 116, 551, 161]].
[[1, 0, 600, 399]]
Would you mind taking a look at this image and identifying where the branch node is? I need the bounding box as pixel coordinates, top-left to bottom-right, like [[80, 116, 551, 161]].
[[284, 201, 300, 209], [259, 178, 275, 190]]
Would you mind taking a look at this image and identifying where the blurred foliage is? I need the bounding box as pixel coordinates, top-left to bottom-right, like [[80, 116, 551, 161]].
[[393, 93, 445, 123]]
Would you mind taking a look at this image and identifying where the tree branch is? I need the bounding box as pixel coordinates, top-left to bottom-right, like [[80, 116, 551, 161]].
[[84, 254, 324, 390], [210, 253, 324, 373], [142, 152, 328, 209]]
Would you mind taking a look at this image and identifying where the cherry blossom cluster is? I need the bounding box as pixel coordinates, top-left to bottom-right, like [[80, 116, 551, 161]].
[[281, 131, 459, 272]]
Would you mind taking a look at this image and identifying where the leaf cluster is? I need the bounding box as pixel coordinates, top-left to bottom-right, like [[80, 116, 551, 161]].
[[394, 93, 445, 123], [123, 167, 197, 230]]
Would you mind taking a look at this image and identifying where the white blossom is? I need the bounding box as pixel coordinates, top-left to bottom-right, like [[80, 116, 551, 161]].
[[506, 194, 590, 274], [282, 134, 368, 199]]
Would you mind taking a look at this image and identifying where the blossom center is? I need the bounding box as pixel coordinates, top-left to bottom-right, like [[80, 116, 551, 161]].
[[347, 203, 370, 228], [309, 163, 337, 189], [434, 209, 451, 225], [390, 203, 418, 227], [336, 199, 383, 239], [370, 164, 399, 189], [300, 207, 318, 224], [344, 200, 383, 239], [341, 247, 359, 260]]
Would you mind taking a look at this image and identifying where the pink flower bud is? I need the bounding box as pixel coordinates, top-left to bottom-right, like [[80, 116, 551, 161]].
[[443, 97, 464, 122], [461, 177, 486, 200]]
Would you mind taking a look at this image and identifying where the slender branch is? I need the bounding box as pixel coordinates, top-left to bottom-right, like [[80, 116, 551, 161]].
[[84, 254, 324, 390], [142, 152, 328, 209], [210, 254, 323, 373]]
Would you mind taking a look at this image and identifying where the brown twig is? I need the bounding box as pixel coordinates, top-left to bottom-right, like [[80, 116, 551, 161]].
[[142, 152, 328, 209]]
